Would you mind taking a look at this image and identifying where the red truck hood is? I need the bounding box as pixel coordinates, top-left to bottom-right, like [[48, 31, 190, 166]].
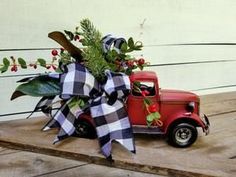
[[160, 89, 199, 102]]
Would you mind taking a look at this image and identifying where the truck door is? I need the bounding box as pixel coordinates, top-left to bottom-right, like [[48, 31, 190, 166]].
[[127, 81, 159, 125]]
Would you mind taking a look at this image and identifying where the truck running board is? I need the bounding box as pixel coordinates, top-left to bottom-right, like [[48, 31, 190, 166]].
[[132, 125, 164, 135]]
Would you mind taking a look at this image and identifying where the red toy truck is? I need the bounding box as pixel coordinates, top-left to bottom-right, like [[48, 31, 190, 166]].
[[74, 71, 210, 147]]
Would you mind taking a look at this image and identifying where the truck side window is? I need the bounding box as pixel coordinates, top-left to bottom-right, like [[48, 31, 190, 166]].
[[132, 81, 156, 96]]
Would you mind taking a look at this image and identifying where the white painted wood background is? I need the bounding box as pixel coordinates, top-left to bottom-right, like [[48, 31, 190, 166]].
[[1, 0, 236, 120]]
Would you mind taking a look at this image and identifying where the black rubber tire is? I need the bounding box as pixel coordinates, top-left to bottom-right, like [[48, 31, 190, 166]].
[[73, 119, 97, 139], [168, 123, 198, 148]]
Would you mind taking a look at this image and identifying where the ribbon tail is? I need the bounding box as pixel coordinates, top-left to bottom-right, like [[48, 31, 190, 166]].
[[27, 96, 56, 119], [90, 95, 135, 158]]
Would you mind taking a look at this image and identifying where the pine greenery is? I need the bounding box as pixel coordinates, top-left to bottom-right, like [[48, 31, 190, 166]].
[[80, 19, 110, 82]]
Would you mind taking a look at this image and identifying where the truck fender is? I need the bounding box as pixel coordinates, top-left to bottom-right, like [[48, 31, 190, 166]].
[[163, 112, 205, 134]]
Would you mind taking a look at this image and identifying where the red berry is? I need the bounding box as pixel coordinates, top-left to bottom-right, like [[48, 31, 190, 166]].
[[127, 60, 134, 67], [60, 48, 64, 53], [51, 49, 58, 56], [52, 65, 57, 70], [138, 58, 145, 65], [46, 65, 51, 69], [11, 65, 17, 72], [148, 104, 158, 113], [33, 65, 37, 69], [74, 35, 80, 41]]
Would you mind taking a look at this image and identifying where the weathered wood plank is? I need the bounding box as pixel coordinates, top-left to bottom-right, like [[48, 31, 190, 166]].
[[0, 150, 87, 177], [0, 92, 236, 177], [0, 116, 235, 177], [200, 91, 236, 116], [39, 163, 164, 177], [0, 146, 20, 155], [0, 147, 164, 177]]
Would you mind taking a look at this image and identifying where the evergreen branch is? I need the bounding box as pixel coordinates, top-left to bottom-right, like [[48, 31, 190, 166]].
[[80, 19, 110, 82]]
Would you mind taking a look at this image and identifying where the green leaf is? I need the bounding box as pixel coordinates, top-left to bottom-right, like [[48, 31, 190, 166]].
[[120, 42, 128, 53], [79, 38, 87, 46], [3, 58, 10, 66], [68, 97, 86, 109], [128, 37, 134, 48], [147, 114, 155, 122], [64, 30, 74, 41], [10, 91, 26, 100], [12, 76, 60, 98], [153, 112, 161, 119], [111, 49, 118, 57], [126, 48, 134, 53], [133, 41, 143, 51], [37, 58, 46, 67], [18, 58, 27, 69], [118, 53, 127, 60], [0, 65, 8, 73], [146, 112, 161, 123], [55, 67, 62, 73]]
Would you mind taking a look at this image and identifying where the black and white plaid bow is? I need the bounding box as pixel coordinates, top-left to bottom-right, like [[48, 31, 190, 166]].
[[32, 35, 135, 158], [36, 63, 135, 158]]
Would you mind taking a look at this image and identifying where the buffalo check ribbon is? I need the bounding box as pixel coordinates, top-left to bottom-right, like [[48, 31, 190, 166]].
[[32, 35, 135, 158], [90, 69, 135, 157], [38, 63, 135, 158]]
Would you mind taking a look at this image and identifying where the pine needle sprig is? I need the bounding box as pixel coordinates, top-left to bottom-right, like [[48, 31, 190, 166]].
[[80, 19, 110, 82]]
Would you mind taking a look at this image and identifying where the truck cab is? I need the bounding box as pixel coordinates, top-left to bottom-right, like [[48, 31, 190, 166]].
[[128, 71, 209, 147]]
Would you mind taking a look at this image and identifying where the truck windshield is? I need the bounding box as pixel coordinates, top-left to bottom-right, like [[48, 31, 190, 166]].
[[132, 81, 156, 96]]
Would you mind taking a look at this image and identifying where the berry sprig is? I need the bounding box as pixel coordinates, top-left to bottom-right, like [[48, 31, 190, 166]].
[[0, 49, 61, 73], [133, 82, 162, 127], [1, 19, 149, 76], [10, 56, 18, 72]]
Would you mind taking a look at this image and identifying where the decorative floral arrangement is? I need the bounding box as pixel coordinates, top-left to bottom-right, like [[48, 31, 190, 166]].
[[0, 19, 162, 159]]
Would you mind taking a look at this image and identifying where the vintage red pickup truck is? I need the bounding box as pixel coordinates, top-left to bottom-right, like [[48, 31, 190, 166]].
[[74, 70, 210, 147]]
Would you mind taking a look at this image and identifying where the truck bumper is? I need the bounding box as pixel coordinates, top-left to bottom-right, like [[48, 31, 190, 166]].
[[202, 114, 210, 135]]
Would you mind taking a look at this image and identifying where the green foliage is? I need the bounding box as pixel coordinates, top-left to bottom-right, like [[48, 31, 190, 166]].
[[3, 58, 10, 66], [64, 30, 74, 41], [12, 76, 60, 98], [68, 96, 86, 109], [59, 51, 73, 65], [0, 58, 10, 73], [37, 58, 46, 67], [80, 19, 102, 48], [0, 19, 146, 76], [18, 58, 27, 69], [146, 112, 161, 127], [79, 19, 110, 82]]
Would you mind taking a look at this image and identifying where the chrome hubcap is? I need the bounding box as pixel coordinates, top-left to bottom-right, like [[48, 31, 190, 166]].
[[175, 128, 192, 144]]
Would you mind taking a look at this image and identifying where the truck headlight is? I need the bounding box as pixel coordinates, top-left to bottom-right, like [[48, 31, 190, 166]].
[[186, 102, 195, 113]]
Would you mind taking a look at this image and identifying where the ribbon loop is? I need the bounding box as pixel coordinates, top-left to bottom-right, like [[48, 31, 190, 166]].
[[102, 35, 126, 54], [60, 63, 100, 99]]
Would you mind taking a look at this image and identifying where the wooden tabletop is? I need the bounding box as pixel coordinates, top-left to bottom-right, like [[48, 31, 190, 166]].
[[0, 92, 236, 177]]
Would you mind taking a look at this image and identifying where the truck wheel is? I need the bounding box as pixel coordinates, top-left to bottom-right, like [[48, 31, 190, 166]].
[[73, 119, 97, 139], [168, 123, 198, 147]]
